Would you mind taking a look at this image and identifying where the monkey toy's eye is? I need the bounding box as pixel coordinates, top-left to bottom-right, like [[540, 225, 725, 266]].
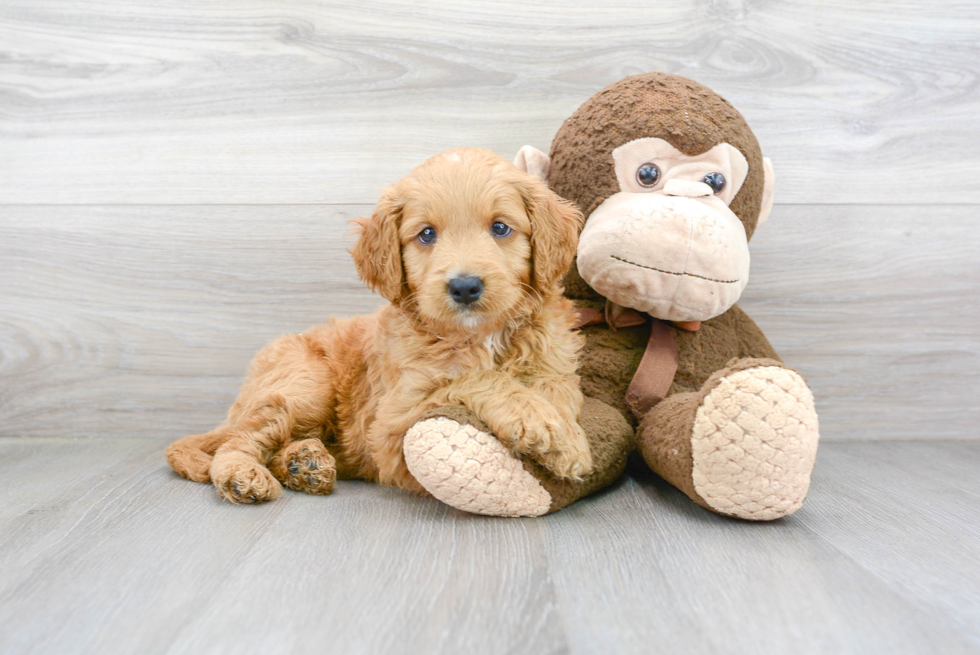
[[417, 227, 437, 245], [702, 172, 726, 194], [491, 221, 512, 237], [636, 163, 661, 188]]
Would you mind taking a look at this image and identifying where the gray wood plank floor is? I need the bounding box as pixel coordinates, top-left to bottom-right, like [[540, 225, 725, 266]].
[[0, 439, 977, 655]]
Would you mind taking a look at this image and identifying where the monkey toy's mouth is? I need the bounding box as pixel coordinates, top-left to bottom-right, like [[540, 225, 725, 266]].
[[610, 255, 740, 285]]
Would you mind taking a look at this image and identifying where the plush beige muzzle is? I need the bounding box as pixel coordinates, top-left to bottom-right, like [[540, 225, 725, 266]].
[[577, 188, 750, 322]]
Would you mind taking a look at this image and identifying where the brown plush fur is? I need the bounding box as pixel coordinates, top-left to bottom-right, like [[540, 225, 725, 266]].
[[165, 148, 592, 503], [548, 72, 766, 238]]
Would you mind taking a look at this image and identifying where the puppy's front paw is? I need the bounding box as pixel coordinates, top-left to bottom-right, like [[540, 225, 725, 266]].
[[535, 422, 594, 481], [504, 398, 561, 458], [211, 451, 282, 504], [504, 401, 593, 481]]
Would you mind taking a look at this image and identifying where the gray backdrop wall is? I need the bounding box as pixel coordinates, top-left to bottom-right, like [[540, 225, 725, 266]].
[[1, 0, 977, 441]]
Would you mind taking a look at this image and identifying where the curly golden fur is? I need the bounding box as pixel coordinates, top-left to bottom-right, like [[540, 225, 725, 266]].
[[165, 148, 592, 503]]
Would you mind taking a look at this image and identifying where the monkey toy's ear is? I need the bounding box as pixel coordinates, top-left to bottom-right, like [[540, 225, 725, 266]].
[[513, 145, 551, 181], [756, 156, 776, 230], [350, 187, 404, 304]]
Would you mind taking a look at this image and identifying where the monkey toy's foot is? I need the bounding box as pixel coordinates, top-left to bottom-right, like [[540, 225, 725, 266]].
[[404, 412, 553, 517], [403, 401, 633, 517], [639, 359, 819, 521]]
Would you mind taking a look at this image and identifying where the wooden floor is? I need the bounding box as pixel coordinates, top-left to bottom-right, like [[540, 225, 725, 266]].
[[0, 439, 977, 655]]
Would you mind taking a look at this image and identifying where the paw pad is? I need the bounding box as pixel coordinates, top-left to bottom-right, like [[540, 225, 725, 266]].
[[284, 447, 336, 496]]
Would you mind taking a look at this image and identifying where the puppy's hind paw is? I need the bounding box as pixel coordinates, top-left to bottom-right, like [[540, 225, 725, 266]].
[[271, 438, 337, 496]]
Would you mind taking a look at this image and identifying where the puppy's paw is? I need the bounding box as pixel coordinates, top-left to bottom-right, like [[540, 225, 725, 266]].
[[271, 439, 337, 496], [503, 397, 563, 458], [211, 452, 282, 504], [504, 401, 594, 481], [534, 422, 594, 481]]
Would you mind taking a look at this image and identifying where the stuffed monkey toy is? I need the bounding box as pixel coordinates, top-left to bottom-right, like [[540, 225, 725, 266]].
[[404, 72, 819, 520]]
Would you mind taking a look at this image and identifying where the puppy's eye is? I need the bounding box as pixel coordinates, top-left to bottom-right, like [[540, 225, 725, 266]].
[[417, 227, 437, 245], [702, 172, 726, 194], [491, 221, 512, 237], [636, 163, 661, 188]]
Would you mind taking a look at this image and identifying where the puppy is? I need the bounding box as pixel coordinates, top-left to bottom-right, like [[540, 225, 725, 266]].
[[165, 148, 592, 503]]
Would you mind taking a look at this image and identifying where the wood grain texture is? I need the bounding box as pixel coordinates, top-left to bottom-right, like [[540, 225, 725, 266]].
[[0, 205, 376, 439], [743, 203, 980, 440], [0, 439, 977, 655], [2, 204, 976, 441], [1, 0, 979, 204]]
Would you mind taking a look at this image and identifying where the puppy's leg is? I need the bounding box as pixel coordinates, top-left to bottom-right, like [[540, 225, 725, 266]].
[[366, 410, 430, 494], [268, 437, 337, 496], [165, 429, 231, 482], [526, 376, 592, 479], [210, 332, 336, 504]]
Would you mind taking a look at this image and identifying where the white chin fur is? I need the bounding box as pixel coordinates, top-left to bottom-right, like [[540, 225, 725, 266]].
[[458, 314, 483, 329]]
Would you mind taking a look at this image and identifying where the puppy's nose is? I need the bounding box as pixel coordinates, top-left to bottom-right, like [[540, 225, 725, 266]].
[[448, 276, 483, 305]]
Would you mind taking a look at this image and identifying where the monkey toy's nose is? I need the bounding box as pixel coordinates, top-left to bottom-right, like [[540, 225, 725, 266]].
[[664, 179, 713, 198], [448, 275, 484, 305]]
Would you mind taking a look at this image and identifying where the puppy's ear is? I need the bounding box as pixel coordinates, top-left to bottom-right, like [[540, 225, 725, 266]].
[[351, 187, 404, 304], [518, 173, 583, 296]]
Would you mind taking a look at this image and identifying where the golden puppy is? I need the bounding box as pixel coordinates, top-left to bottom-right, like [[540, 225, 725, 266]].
[[165, 148, 591, 503]]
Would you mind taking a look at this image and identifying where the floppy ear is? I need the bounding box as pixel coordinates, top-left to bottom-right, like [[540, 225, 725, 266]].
[[519, 173, 583, 296], [350, 187, 404, 304]]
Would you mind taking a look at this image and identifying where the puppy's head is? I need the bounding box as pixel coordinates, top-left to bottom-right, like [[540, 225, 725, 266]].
[[351, 148, 582, 333]]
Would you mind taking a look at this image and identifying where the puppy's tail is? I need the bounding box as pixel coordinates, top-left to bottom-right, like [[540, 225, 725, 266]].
[[165, 430, 230, 483]]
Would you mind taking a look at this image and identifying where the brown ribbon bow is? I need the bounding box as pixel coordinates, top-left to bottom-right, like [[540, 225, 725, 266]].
[[573, 301, 700, 419]]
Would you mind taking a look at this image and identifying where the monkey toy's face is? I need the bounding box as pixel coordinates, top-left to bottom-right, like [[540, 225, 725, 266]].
[[576, 137, 772, 323]]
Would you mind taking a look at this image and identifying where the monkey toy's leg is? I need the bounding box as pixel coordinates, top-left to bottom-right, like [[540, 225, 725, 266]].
[[638, 358, 819, 521], [403, 398, 633, 517]]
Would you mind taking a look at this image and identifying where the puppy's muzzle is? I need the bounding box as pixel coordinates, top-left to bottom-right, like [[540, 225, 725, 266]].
[[448, 275, 483, 306]]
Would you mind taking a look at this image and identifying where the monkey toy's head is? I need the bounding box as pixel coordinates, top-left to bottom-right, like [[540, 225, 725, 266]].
[[517, 73, 775, 323]]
